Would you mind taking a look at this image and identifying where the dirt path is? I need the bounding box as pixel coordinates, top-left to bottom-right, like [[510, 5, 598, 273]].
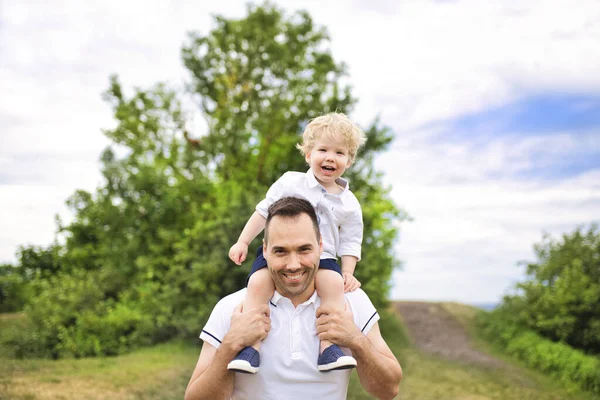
[[395, 302, 502, 368]]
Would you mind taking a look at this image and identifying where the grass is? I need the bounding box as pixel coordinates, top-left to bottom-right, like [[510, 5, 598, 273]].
[[1, 306, 599, 400]]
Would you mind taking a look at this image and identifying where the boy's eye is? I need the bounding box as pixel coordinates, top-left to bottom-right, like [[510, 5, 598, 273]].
[[337, 151, 345, 155], [318, 148, 326, 152]]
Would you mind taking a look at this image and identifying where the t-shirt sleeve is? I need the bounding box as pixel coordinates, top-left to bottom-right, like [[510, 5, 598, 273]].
[[338, 204, 363, 260], [255, 173, 291, 218], [346, 288, 379, 335], [199, 292, 242, 348]]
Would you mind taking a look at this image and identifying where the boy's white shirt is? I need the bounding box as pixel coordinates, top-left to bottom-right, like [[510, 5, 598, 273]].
[[200, 288, 380, 400], [255, 169, 363, 260]]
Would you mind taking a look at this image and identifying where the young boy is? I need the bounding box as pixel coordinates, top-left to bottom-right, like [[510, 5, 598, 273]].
[[227, 112, 366, 374]]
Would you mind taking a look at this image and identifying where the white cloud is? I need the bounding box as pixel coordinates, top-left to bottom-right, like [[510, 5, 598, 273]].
[[384, 136, 600, 303], [1, 0, 599, 305]]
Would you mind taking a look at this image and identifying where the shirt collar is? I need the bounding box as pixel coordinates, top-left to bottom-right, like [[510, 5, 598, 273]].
[[306, 169, 350, 194], [270, 289, 321, 309]]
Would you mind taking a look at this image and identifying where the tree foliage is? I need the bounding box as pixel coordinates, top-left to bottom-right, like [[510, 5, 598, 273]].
[[501, 224, 600, 353], [7, 3, 406, 358]]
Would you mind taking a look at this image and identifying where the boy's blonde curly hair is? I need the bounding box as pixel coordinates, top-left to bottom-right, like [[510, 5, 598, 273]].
[[296, 112, 367, 163]]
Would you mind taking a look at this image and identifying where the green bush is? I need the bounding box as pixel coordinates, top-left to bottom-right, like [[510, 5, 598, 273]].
[[0, 264, 31, 313], [11, 271, 157, 358], [502, 224, 600, 353], [477, 309, 600, 393]]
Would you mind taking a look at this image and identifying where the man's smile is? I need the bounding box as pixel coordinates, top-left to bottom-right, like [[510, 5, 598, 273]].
[[282, 270, 307, 283]]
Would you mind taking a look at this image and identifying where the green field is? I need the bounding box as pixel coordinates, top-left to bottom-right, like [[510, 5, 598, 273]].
[[1, 306, 598, 400]]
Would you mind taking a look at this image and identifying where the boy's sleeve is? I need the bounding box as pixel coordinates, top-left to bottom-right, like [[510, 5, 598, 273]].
[[255, 173, 290, 218], [338, 205, 363, 260]]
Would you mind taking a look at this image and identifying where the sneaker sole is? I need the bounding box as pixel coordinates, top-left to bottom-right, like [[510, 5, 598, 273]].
[[227, 360, 259, 374], [318, 356, 357, 372]]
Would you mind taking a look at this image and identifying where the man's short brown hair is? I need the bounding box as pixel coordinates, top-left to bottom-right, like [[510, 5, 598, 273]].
[[264, 197, 320, 244]]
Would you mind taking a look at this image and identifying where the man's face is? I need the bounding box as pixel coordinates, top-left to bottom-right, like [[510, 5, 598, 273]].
[[263, 213, 322, 305]]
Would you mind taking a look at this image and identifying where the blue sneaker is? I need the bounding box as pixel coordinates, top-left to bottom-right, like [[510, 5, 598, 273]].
[[227, 347, 260, 374], [318, 344, 357, 372]]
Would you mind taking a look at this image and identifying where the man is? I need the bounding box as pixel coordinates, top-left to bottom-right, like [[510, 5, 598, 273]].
[[185, 197, 402, 400]]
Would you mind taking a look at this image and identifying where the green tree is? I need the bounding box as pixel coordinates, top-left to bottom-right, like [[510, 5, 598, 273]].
[[14, 3, 406, 357], [501, 224, 600, 353]]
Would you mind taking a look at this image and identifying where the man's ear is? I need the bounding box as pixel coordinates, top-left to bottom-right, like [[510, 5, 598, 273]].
[[262, 238, 266, 254], [319, 236, 323, 254]]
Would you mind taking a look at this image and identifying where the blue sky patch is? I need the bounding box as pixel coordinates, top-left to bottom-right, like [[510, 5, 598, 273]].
[[444, 93, 600, 140], [436, 93, 600, 181]]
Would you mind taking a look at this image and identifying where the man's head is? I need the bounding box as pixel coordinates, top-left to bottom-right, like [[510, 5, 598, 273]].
[[263, 197, 322, 305]]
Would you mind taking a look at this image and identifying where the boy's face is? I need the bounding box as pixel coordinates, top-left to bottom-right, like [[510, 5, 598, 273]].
[[305, 136, 352, 189]]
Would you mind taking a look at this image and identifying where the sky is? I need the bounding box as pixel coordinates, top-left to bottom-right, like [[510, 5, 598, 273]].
[[1, 0, 599, 304]]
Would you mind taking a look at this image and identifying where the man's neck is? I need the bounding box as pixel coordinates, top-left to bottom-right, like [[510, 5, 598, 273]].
[[276, 287, 316, 308]]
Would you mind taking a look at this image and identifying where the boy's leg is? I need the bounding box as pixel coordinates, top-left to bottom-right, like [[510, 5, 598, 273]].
[[315, 269, 346, 353], [315, 268, 357, 372], [227, 267, 274, 374], [244, 268, 275, 351]]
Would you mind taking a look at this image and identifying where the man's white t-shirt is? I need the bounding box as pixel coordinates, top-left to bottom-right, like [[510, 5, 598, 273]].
[[200, 288, 379, 400]]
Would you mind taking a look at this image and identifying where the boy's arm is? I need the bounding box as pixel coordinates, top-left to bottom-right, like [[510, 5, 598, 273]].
[[339, 204, 363, 291], [230, 173, 291, 265], [341, 255, 358, 275], [341, 255, 360, 292], [229, 212, 266, 265], [338, 205, 363, 262], [238, 211, 266, 245]]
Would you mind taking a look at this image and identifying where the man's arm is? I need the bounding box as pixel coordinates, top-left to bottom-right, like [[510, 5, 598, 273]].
[[352, 322, 402, 399], [184, 341, 236, 400], [185, 303, 271, 400], [316, 305, 402, 400]]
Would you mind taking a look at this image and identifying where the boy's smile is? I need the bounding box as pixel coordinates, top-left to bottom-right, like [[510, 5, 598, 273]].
[[306, 138, 352, 191]]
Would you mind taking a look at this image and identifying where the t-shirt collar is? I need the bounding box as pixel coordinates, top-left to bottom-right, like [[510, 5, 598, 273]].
[[271, 289, 321, 309], [306, 169, 350, 193]]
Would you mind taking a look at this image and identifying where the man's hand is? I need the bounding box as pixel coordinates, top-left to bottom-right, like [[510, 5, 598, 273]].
[[315, 303, 363, 349], [229, 242, 249, 265], [223, 302, 271, 351], [343, 272, 361, 293]]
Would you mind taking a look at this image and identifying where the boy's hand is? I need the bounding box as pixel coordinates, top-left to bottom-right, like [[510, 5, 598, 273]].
[[229, 242, 249, 265], [343, 272, 361, 293]]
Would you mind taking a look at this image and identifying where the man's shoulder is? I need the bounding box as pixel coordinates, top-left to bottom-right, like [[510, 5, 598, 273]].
[[344, 288, 370, 303], [344, 288, 379, 333], [213, 288, 247, 313]]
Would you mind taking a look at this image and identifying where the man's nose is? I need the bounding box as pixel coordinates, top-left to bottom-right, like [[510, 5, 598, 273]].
[[287, 252, 301, 269]]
